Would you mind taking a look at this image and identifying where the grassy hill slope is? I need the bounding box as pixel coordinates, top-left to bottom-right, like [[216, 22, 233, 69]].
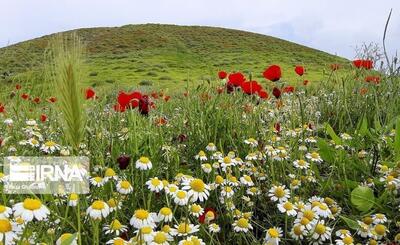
[[0, 24, 347, 91]]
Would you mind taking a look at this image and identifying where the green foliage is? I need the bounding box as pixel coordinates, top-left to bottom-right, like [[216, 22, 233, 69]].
[[351, 186, 375, 212]]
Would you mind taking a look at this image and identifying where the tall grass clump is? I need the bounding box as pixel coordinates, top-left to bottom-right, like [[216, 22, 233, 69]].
[[45, 33, 86, 153]]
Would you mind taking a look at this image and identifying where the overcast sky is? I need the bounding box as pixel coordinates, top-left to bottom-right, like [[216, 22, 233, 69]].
[[1, 0, 399, 59]]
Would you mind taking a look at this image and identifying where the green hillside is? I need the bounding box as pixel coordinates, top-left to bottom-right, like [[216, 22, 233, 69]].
[[0, 24, 346, 91]]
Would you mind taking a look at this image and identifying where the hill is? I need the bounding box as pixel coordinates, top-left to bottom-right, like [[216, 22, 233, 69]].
[[0, 24, 347, 91]]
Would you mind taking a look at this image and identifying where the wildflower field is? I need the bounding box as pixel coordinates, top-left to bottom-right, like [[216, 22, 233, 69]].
[[0, 34, 400, 245]]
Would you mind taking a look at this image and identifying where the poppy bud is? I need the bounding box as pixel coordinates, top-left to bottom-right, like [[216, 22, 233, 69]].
[[117, 155, 131, 170]]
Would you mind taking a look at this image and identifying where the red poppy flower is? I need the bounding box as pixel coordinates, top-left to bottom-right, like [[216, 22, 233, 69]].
[[263, 65, 282, 82], [365, 76, 380, 84], [40, 114, 47, 122], [85, 88, 96, 100], [274, 122, 281, 133], [33, 97, 41, 104], [272, 87, 281, 99], [164, 95, 171, 102], [283, 86, 295, 93], [151, 92, 159, 99], [117, 91, 142, 109], [21, 93, 29, 100], [226, 81, 235, 94], [139, 95, 151, 116], [228, 72, 245, 87], [295, 66, 305, 76], [15, 84, 21, 90], [330, 64, 340, 71], [218, 71, 228, 79], [353, 59, 373, 70], [199, 207, 217, 224], [48, 97, 57, 103], [257, 90, 269, 99], [0, 104, 5, 113], [241, 81, 262, 95], [303, 80, 309, 86]]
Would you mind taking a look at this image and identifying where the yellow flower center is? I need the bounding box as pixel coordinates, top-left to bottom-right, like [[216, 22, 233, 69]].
[[293, 225, 302, 236], [141, 226, 152, 234], [315, 224, 326, 234], [151, 178, 161, 186], [60, 233, 73, 242], [120, 181, 131, 189], [374, 224, 386, 235], [91, 201, 105, 210], [160, 207, 172, 216], [300, 217, 310, 226], [0, 205, 6, 213], [168, 186, 177, 193], [69, 193, 78, 201], [181, 241, 194, 245], [0, 219, 12, 233], [135, 209, 149, 220], [223, 157, 231, 164], [93, 176, 103, 183], [45, 141, 57, 147], [225, 186, 233, 193], [311, 152, 319, 159], [176, 190, 187, 199], [303, 210, 315, 220], [215, 175, 224, 184], [298, 160, 306, 166], [244, 175, 252, 182], [291, 179, 300, 186], [139, 157, 150, 164], [268, 228, 279, 238], [311, 201, 321, 208], [177, 223, 192, 233], [107, 199, 117, 208], [105, 168, 116, 177], [153, 232, 167, 243], [110, 219, 122, 230], [237, 218, 249, 228], [318, 204, 328, 210], [161, 225, 171, 233], [283, 202, 293, 210], [198, 151, 206, 157], [113, 238, 125, 245], [190, 179, 205, 192], [23, 198, 42, 210], [343, 236, 354, 245], [274, 187, 285, 198], [363, 217, 373, 225], [191, 205, 201, 213]]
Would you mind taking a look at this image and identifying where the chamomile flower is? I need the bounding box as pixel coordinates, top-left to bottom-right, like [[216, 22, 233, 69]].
[[356, 221, 371, 238], [27, 138, 40, 147], [371, 224, 387, 240], [90, 176, 106, 187], [219, 156, 235, 170], [195, 151, 207, 161], [290, 224, 307, 240], [240, 175, 254, 186], [135, 226, 154, 243], [68, 193, 79, 207], [151, 231, 172, 245], [40, 141, 60, 153], [189, 204, 204, 218], [136, 156, 153, 170], [158, 207, 173, 222], [107, 198, 122, 212], [173, 190, 189, 206], [293, 159, 310, 170], [182, 178, 210, 202], [372, 213, 387, 224], [221, 186, 235, 198], [170, 222, 199, 236], [103, 219, 127, 235], [233, 218, 253, 233], [106, 237, 129, 245], [0, 205, 12, 219], [56, 233, 78, 245], [209, 223, 221, 233], [306, 152, 323, 163], [201, 163, 212, 173], [311, 221, 332, 243], [146, 177, 164, 193], [277, 201, 297, 216], [340, 133, 352, 140], [86, 200, 110, 220], [265, 227, 283, 244], [178, 236, 205, 245], [13, 198, 50, 222], [0, 218, 22, 244], [104, 168, 118, 181], [116, 180, 133, 194], [335, 235, 354, 245], [312, 202, 332, 218], [268, 185, 290, 203], [130, 209, 155, 229], [206, 143, 217, 152], [246, 187, 261, 196], [165, 184, 179, 195], [244, 138, 258, 147]]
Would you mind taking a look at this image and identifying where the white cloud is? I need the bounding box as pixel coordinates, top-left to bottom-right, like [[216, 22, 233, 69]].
[[0, 0, 399, 58]]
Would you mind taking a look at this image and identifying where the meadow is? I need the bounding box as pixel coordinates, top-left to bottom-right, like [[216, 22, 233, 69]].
[[0, 33, 399, 245]]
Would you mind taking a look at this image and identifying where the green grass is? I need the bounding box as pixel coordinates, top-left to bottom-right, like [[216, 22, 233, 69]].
[[0, 24, 347, 92]]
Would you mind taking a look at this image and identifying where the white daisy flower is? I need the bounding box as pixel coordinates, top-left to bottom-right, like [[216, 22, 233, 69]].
[[0, 218, 22, 244], [173, 190, 189, 206], [103, 219, 128, 236], [372, 213, 387, 224], [189, 204, 204, 218], [311, 221, 332, 243], [146, 178, 164, 193], [195, 151, 207, 161], [157, 207, 173, 222], [150, 231, 173, 245], [107, 198, 122, 212], [290, 224, 307, 240], [178, 236, 205, 245], [86, 200, 110, 220], [136, 156, 153, 170], [221, 186, 235, 198], [201, 163, 212, 174], [293, 159, 310, 170], [335, 235, 354, 245], [244, 138, 258, 147], [170, 222, 199, 236], [116, 180, 133, 194], [265, 227, 283, 244], [209, 223, 221, 233], [240, 175, 254, 186], [268, 185, 290, 203], [206, 143, 217, 152], [306, 152, 323, 163], [106, 237, 129, 245], [134, 226, 154, 243], [130, 209, 156, 229], [0, 205, 12, 219], [13, 198, 50, 222], [68, 193, 79, 207], [40, 141, 60, 153], [277, 201, 297, 216], [233, 218, 253, 233], [90, 176, 106, 187], [182, 178, 210, 202]]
